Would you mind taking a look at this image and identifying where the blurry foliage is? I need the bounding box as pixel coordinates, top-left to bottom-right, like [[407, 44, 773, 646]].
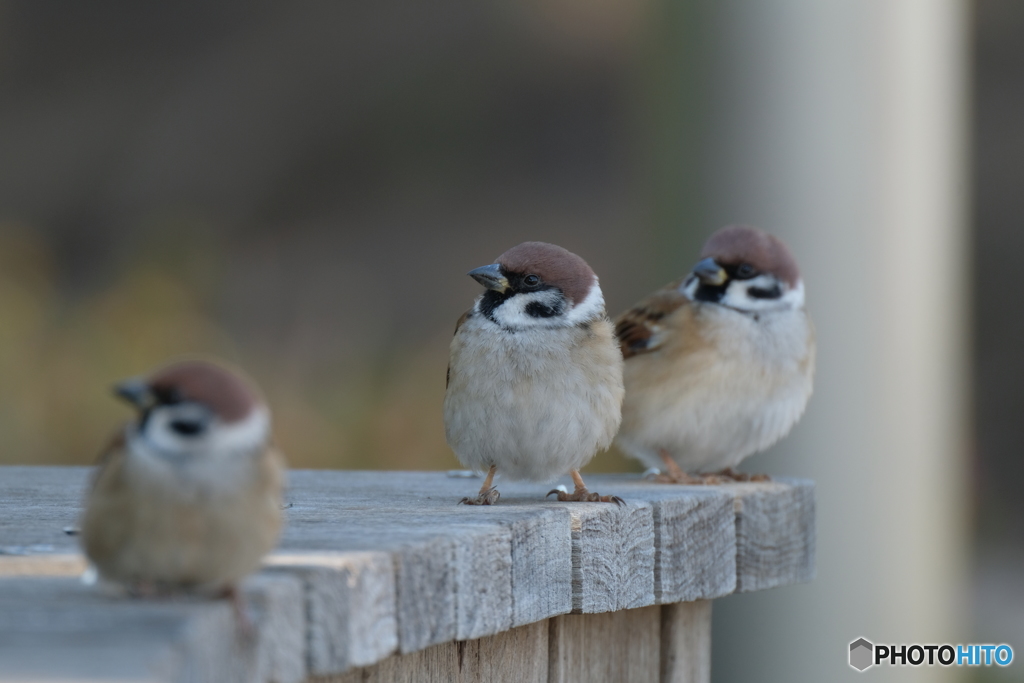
[[0, 224, 637, 474], [0, 224, 457, 471]]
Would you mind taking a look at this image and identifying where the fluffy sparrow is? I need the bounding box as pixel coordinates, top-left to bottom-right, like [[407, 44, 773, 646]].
[[80, 359, 285, 616], [444, 241, 625, 504], [614, 225, 815, 483]]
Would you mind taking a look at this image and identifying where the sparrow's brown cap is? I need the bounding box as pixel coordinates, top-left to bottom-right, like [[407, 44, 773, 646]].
[[496, 242, 596, 305], [701, 225, 800, 287], [146, 359, 262, 423]]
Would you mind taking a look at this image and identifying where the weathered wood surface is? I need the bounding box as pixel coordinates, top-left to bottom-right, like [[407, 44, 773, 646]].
[[0, 466, 815, 682], [660, 601, 712, 683], [323, 619, 550, 683], [0, 574, 306, 683], [549, 606, 662, 683], [727, 479, 816, 592], [314, 603, 709, 683]]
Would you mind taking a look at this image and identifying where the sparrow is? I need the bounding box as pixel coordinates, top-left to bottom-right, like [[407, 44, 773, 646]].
[[444, 241, 625, 505], [80, 359, 286, 619], [614, 225, 815, 483]]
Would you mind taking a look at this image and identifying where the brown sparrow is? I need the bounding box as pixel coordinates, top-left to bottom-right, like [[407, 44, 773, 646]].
[[80, 359, 286, 614], [444, 242, 625, 504], [614, 225, 815, 483]]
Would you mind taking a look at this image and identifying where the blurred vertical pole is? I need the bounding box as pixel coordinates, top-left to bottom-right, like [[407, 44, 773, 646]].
[[644, 1, 970, 681]]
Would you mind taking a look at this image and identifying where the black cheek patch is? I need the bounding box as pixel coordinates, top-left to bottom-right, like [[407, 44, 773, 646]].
[[479, 289, 513, 321], [170, 420, 205, 436], [693, 283, 727, 303], [748, 285, 782, 299], [525, 301, 561, 318]]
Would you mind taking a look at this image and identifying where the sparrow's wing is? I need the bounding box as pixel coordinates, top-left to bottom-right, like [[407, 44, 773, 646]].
[[446, 308, 473, 389], [81, 433, 133, 569], [614, 280, 689, 359], [88, 430, 127, 491]]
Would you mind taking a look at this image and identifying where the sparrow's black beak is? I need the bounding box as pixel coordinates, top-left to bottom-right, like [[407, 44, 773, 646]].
[[114, 378, 153, 410], [693, 258, 728, 286], [468, 264, 510, 293]]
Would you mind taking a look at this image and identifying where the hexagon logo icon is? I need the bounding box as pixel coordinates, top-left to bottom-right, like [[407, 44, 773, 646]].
[[849, 638, 874, 671]]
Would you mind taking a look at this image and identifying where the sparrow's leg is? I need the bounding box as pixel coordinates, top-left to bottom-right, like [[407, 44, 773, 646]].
[[460, 465, 501, 505], [650, 450, 704, 485], [223, 584, 255, 638], [703, 467, 771, 483], [547, 470, 624, 505]]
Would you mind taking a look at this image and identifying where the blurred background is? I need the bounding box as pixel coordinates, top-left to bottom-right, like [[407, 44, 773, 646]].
[[0, 0, 1018, 680]]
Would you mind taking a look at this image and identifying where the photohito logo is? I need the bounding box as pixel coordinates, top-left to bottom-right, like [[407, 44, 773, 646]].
[[849, 638, 1013, 672]]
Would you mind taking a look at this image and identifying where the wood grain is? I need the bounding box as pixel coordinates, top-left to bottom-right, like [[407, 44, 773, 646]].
[[266, 551, 398, 673], [320, 621, 548, 683], [660, 601, 711, 683], [0, 574, 306, 683], [728, 478, 816, 592], [548, 606, 661, 683]]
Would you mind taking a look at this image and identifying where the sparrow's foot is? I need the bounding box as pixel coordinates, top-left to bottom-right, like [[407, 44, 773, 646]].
[[547, 487, 624, 506], [703, 467, 771, 483], [651, 451, 703, 484], [460, 487, 501, 505], [649, 470, 704, 485], [223, 584, 255, 640]]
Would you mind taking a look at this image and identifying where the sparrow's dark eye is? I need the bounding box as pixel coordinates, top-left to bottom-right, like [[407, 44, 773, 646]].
[[735, 263, 757, 279], [170, 420, 205, 437], [523, 274, 541, 287]]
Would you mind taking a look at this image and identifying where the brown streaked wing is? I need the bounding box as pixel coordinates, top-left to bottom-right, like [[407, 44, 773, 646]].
[[614, 280, 689, 359], [88, 429, 128, 491], [446, 308, 473, 389]]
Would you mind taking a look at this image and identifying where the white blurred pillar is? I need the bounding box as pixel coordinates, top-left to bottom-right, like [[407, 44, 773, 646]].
[[684, 1, 971, 681]]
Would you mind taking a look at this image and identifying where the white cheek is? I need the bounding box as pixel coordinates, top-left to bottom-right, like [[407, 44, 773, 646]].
[[484, 290, 565, 329], [477, 277, 606, 330], [139, 408, 196, 455], [134, 406, 270, 460], [564, 279, 606, 325], [712, 276, 804, 313], [681, 275, 699, 299], [209, 408, 271, 455]]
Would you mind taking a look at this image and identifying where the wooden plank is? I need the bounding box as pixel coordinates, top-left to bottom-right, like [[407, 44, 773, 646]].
[[284, 471, 575, 629], [460, 620, 548, 683], [278, 481, 515, 650], [650, 492, 734, 604], [266, 552, 398, 674], [0, 574, 306, 683], [582, 479, 736, 604], [568, 501, 655, 613], [660, 601, 711, 683], [321, 621, 548, 683], [467, 475, 656, 614], [728, 478, 816, 593], [244, 573, 309, 683], [0, 554, 86, 577], [0, 467, 816, 679], [0, 466, 88, 561], [548, 606, 661, 683]]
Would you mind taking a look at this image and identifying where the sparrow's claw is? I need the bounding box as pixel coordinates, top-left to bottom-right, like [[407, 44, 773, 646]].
[[701, 467, 771, 483], [547, 487, 624, 505], [460, 487, 500, 505], [650, 470, 704, 485], [223, 585, 256, 641], [653, 451, 704, 484]]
